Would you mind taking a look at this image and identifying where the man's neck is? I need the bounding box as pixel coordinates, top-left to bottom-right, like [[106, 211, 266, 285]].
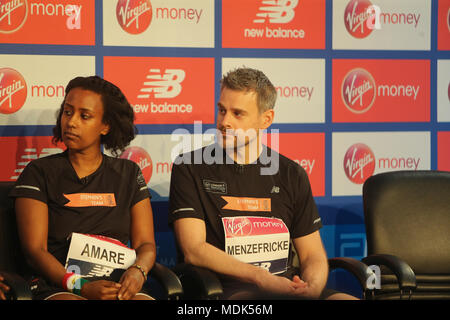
[[226, 136, 263, 164]]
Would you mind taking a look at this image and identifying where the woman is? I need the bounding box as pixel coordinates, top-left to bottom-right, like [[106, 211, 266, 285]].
[[9, 76, 156, 300]]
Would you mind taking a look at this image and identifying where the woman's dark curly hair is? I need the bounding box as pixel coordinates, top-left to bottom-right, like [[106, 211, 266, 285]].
[[53, 76, 137, 157]]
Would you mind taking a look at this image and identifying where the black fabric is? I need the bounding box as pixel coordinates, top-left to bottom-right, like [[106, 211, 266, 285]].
[[169, 145, 322, 246], [9, 151, 150, 267], [168, 145, 322, 296]]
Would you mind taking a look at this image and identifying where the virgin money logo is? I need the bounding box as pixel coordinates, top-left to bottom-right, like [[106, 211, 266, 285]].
[[253, 0, 298, 24], [225, 217, 253, 237], [120, 146, 153, 184], [344, 0, 375, 38], [137, 68, 185, 99], [0, 0, 28, 33], [0, 67, 27, 114], [341, 68, 376, 114], [448, 8, 450, 32], [116, 0, 152, 35], [343, 143, 375, 184]]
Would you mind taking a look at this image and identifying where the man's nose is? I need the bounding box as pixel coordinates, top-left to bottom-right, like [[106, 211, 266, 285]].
[[218, 112, 233, 130]]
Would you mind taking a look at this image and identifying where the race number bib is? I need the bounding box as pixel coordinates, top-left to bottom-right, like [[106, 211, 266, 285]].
[[64, 233, 136, 278], [222, 216, 290, 274]]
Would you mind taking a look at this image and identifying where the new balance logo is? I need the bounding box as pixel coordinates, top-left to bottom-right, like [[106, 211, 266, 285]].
[[270, 186, 280, 193], [253, 0, 298, 24], [137, 68, 185, 99]]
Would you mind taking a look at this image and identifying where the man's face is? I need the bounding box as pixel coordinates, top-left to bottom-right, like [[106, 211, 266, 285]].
[[216, 87, 273, 149]]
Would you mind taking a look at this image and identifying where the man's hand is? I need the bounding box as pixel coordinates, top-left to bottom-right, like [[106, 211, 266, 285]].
[[80, 280, 121, 300], [255, 269, 309, 297]]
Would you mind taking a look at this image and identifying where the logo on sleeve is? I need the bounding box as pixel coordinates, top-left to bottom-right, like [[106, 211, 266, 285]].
[[120, 146, 153, 184]]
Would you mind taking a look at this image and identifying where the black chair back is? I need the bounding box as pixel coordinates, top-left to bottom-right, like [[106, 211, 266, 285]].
[[363, 171, 450, 299], [0, 181, 27, 274]]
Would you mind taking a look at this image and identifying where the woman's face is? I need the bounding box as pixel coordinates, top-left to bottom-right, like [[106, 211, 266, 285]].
[[60, 87, 110, 153]]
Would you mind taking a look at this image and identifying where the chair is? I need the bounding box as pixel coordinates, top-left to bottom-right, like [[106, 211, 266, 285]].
[[362, 170, 450, 300], [0, 181, 183, 300]]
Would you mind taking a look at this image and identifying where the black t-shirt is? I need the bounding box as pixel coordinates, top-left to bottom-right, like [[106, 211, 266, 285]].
[[168, 145, 322, 256], [9, 151, 150, 267]]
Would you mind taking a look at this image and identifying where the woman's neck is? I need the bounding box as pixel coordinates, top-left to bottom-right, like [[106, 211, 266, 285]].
[[68, 149, 103, 179]]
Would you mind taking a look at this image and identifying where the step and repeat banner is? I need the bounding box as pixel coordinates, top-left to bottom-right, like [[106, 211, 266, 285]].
[[1, 0, 449, 295]]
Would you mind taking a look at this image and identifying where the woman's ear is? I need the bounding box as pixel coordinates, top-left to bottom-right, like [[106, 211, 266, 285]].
[[101, 123, 110, 136]]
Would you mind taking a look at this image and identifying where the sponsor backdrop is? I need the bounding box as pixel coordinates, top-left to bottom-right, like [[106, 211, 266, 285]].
[[0, 0, 449, 297]]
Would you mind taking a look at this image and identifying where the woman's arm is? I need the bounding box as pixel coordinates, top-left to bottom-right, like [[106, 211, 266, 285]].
[[15, 197, 67, 286], [117, 197, 156, 300]]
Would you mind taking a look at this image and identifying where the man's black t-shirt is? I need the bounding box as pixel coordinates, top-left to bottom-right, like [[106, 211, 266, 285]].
[[168, 145, 322, 262], [9, 151, 150, 267]]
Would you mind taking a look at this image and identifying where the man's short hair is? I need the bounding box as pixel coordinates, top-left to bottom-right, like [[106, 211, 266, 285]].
[[220, 67, 277, 113]]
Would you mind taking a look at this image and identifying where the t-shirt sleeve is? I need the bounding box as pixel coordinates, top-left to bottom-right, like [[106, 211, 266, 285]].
[[130, 163, 151, 207], [290, 165, 322, 239], [168, 158, 205, 225], [8, 160, 48, 204]]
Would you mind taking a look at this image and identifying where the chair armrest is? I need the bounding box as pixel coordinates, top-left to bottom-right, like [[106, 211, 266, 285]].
[[362, 254, 417, 293], [0, 271, 32, 300], [328, 257, 373, 294], [172, 263, 223, 299], [149, 262, 183, 300]]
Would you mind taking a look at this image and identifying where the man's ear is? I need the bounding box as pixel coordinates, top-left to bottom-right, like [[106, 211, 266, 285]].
[[261, 109, 274, 129]]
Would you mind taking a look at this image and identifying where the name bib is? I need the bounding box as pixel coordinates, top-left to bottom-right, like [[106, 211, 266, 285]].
[[64, 233, 136, 278], [222, 216, 290, 274]]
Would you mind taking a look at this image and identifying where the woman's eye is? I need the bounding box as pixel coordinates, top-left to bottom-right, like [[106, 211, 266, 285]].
[[81, 114, 90, 120]]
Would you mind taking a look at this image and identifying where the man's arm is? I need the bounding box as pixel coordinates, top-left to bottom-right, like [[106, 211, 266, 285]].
[[174, 217, 308, 296], [292, 230, 329, 298]]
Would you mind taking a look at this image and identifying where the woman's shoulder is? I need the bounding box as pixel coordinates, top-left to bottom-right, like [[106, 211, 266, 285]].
[[27, 151, 68, 170], [103, 154, 140, 173]]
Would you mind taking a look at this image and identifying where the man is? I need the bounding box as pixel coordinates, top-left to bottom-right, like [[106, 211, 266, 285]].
[[168, 67, 356, 300]]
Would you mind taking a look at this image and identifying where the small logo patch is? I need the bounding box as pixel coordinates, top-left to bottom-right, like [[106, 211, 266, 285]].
[[203, 180, 227, 194]]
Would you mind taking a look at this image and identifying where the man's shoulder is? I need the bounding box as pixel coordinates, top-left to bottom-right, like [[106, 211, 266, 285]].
[[264, 146, 308, 177]]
